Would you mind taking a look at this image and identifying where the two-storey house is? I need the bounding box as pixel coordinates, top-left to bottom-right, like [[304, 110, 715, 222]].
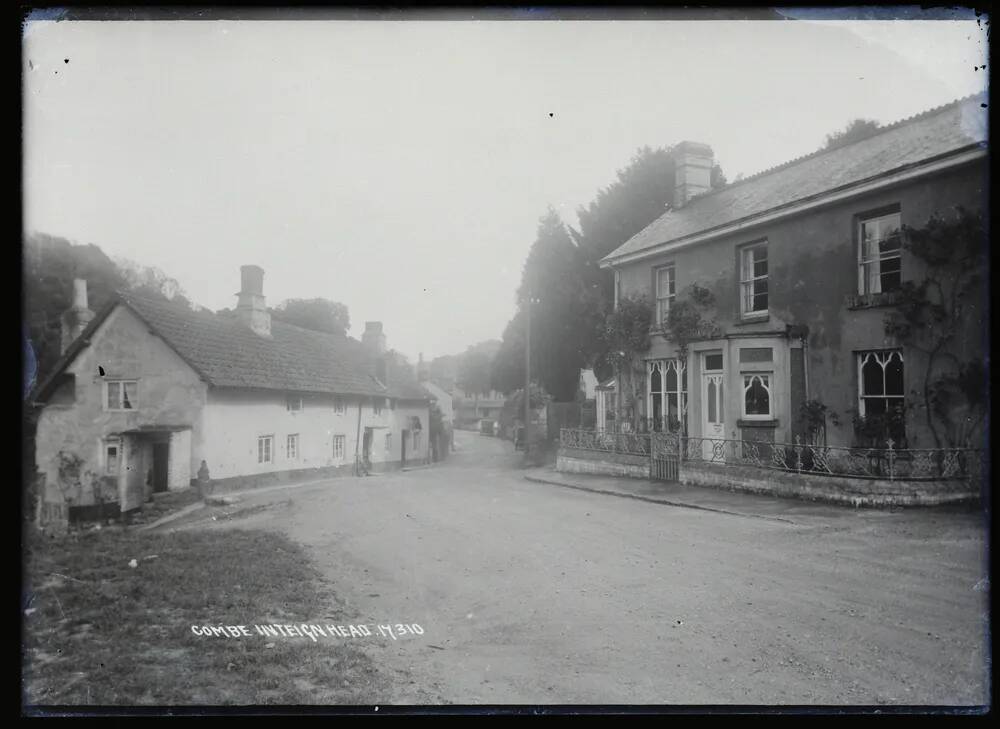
[[600, 95, 987, 452]]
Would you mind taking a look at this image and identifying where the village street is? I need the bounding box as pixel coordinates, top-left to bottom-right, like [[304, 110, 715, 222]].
[[173, 430, 989, 706]]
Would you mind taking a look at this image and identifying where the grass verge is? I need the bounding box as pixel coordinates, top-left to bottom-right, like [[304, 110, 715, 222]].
[[23, 527, 390, 706]]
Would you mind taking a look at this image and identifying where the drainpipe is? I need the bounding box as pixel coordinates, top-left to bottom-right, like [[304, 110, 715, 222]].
[[802, 335, 810, 402], [354, 396, 363, 476]]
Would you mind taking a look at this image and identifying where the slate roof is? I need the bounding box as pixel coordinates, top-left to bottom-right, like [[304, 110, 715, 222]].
[[34, 292, 429, 402], [603, 94, 988, 264]]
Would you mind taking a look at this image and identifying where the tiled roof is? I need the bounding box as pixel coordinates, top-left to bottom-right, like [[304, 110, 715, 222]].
[[123, 294, 393, 397], [603, 94, 988, 263], [34, 292, 429, 402]]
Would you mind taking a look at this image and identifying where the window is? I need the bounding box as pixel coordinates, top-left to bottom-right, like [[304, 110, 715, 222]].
[[332, 435, 346, 460], [742, 374, 772, 418], [333, 397, 345, 414], [648, 359, 687, 432], [373, 398, 384, 416], [739, 242, 768, 317], [859, 211, 902, 295], [106, 380, 137, 411], [105, 439, 120, 474], [385, 433, 392, 454], [287, 434, 299, 461], [655, 265, 676, 328], [286, 395, 303, 412], [257, 435, 273, 464], [858, 350, 905, 417]]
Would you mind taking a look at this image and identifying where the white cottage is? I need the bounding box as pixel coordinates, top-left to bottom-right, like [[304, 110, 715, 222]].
[[31, 265, 430, 529]]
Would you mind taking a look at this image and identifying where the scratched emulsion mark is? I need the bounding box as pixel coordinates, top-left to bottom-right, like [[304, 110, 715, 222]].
[[23, 335, 37, 400]]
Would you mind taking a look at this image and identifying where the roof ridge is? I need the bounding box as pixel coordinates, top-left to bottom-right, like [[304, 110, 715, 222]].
[[715, 92, 984, 191]]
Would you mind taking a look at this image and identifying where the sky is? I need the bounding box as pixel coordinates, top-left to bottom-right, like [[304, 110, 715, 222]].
[[23, 14, 988, 362]]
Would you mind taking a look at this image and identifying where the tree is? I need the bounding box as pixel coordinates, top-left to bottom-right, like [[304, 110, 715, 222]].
[[822, 118, 881, 152], [490, 311, 527, 395], [571, 146, 727, 367], [24, 233, 126, 383], [883, 206, 988, 450], [457, 350, 492, 397], [592, 293, 653, 432], [270, 298, 350, 335], [512, 209, 592, 401], [115, 257, 193, 309]]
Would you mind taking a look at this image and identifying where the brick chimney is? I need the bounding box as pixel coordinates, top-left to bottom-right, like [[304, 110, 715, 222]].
[[362, 321, 386, 356], [235, 265, 271, 338], [672, 141, 714, 208], [60, 278, 95, 353]]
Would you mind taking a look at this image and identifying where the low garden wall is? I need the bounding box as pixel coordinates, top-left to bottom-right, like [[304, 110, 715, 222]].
[[556, 430, 982, 507], [556, 447, 650, 479], [680, 462, 978, 507]]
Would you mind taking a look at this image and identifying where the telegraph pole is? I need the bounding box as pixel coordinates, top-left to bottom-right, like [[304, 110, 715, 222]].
[[523, 296, 531, 462]]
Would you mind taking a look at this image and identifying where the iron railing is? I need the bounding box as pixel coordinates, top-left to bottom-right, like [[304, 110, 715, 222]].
[[561, 428, 985, 483], [682, 435, 983, 482], [560, 428, 652, 456]]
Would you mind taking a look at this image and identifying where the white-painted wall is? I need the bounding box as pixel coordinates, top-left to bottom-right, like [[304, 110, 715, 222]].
[[201, 390, 430, 479]]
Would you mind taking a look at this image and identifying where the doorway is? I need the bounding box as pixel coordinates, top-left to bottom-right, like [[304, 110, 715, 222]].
[[401, 429, 408, 467], [152, 442, 169, 493], [701, 352, 726, 461]]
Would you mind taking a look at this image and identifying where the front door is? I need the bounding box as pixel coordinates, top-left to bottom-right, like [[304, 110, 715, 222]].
[[152, 442, 169, 493], [401, 429, 408, 467], [701, 353, 726, 461]]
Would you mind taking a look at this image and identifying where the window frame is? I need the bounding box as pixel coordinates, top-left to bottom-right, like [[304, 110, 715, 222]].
[[741, 372, 773, 420], [257, 435, 274, 464], [384, 433, 392, 454], [738, 241, 769, 319], [332, 434, 346, 461], [857, 349, 905, 418], [286, 433, 299, 461], [286, 394, 303, 412], [647, 358, 688, 433], [105, 379, 138, 412], [857, 210, 902, 296], [104, 438, 121, 475], [654, 264, 676, 329], [373, 398, 384, 416], [332, 397, 345, 415]]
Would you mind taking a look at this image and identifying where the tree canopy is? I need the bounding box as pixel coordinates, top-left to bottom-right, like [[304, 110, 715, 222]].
[[23, 232, 191, 388], [492, 145, 727, 401], [822, 118, 881, 152], [270, 298, 350, 335], [499, 209, 592, 401]]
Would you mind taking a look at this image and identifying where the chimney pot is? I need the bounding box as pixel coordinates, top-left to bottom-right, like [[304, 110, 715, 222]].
[[60, 278, 94, 353], [235, 265, 271, 337], [672, 140, 714, 208], [362, 321, 387, 355]]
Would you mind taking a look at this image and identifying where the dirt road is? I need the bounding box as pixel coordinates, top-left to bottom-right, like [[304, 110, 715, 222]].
[[177, 430, 989, 705]]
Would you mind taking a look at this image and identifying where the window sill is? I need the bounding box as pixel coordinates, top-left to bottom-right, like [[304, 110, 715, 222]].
[[734, 315, 770, 327], [738, 418, 779, 428], [845, 291, 902, 310]]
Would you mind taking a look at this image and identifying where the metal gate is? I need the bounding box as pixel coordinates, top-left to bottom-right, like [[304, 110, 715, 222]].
[[651, 432, 680, 482]]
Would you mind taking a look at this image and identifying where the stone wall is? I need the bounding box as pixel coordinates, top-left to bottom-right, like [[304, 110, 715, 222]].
[[680, 461, 978, 507], [556, 447, 650, 479]]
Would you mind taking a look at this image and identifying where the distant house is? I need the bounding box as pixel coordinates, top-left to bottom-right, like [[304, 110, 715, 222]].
[[453, 387, 506, 429], [416, 359, 455, 459], [30, 265, 430, 529], [600, 95, 987, 450]]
